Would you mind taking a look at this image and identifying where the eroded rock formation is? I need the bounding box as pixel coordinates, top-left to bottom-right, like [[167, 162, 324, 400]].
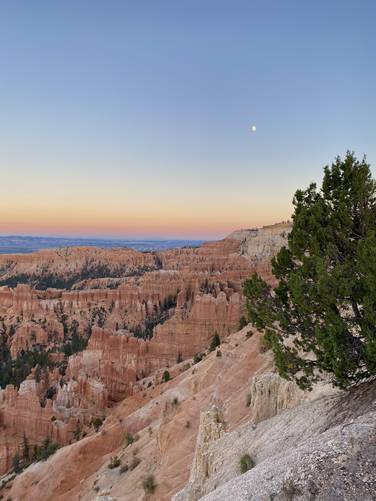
[[0, 224, 290, 480]]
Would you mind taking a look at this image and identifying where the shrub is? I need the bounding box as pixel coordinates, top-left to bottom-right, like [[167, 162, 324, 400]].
[[91, 416, 104, 432], [281, 479, 302, 500], [108, 456, 121, 469], [142, 474, 157, 493], [35, 437, 58, 461], [239, 453, 254, 473], [239, 316, 248, 329], [245, 331, 253, 339], [209, 333, 220, 352], [193, 353, 203, 364], [125, 432, 134, 446], [12, 453, 22, 474], [216, 349, 222, 357], [162, 370, 170, 383]]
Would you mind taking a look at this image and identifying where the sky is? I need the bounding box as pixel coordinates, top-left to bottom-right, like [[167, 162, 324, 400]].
[[0, 1, 375, 240]]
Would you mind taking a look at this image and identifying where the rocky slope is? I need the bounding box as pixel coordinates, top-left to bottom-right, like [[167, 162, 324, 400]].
[[0, 221, 373, 500], [4, 324, 373, 501], [2, 328, 275, 500], [190, 382, 376, 501], [0, 224, 290, 478]]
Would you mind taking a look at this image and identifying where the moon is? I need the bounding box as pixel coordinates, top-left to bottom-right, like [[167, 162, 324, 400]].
[[251, 125, 256, 132]]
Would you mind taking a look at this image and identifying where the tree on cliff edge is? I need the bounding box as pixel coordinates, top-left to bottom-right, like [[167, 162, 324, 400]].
[[244, 152, 376, 389]]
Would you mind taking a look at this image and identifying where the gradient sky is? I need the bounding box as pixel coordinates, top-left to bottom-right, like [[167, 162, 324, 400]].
[[1, 1, 375, 239]]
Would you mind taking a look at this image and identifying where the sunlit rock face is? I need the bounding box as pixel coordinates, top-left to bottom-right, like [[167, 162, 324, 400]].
[[0, 224, 289, 476]]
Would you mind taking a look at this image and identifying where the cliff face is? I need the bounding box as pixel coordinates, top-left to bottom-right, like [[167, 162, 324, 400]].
[[7, 322, 372, 501], [0, 224, 289, 479], [5, 327, 272, 501], [1, 222, 373, 501]]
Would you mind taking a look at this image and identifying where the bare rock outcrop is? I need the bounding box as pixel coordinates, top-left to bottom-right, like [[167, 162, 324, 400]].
[[174, 405, 225, 501], [0, 224, 290, 480], [200, 383, 376, 500], [247, 372, 305, 424]]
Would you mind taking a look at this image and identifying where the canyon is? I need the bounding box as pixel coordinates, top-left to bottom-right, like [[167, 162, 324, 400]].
[[0, 224, 289, 479], [0, 221, 374, 500]]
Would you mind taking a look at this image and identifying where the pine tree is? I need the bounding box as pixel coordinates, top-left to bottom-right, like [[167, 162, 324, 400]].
[[12, 453, 22, 473], [22, 433, 30, 463], [209, 333, 221, 352], [244, 152, 376, 389]]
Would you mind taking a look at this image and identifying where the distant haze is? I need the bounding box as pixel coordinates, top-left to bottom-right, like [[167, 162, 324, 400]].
[[0, 235, 204, 255]]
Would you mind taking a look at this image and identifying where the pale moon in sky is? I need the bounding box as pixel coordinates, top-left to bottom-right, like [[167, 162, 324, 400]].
[[251, 125, 257, 132]]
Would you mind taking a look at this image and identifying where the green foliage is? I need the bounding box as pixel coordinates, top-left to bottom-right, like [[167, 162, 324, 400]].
[[216, 349, 222, 357], [193, 353, 203, 364], [108, 456, 121, 469], [34, 437, 59, 461], [281, 479, 302, 500], [62, 319, 90, 356], [0, 264, 158, 290], [91, 416, 104, 432], [209, 333, 221, 352], [244, 153, 376, 389], [0, 346, 52, 390], [12, 453, 22, 474], [22, 433, 30, 464], [124, 432, 134, 447], [142, 474, 157, 493], [239, 316, 248, 329], [162, 370, 171, 383], [239, 453, 254, 473], [131, 296, 177, 340]]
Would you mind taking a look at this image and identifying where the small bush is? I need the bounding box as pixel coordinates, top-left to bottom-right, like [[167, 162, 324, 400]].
[[129, 456, 141, 470], [125, 432, 134, 446], [108, 456, 121, 469], [281, 479, 302, 500], [185, 420, 191, 428], [216, 349, 222, 357], [12, 453, 22, 474], [193, 353, 203, 364], [35, 437, 58, 461], [91, 416, 104, 432], [162, 370, 170, 383], [245, 331, 253, 339], [239, 316, 248, 329], [142, 474, 157, 494], [172, 397, 179, 406], [240, 453, 254, 473], [209, 333, 221, 352]]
